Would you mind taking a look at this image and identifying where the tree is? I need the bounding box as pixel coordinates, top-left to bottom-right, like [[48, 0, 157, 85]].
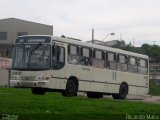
[[141, 44, 160, 57], [112, 40, 160, 57], [111, 40, 143, 53], [111, 40, 160, 57], [112, 40, 126, 50], [141, 43, 151, 55], [149, 45, 160, 57]]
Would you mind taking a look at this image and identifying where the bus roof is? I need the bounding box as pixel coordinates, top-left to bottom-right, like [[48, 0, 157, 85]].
[[17, 35, 148, 59], [52, 36, 148, 59]]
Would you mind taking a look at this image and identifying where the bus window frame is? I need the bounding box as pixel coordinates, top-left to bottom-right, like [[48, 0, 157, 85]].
[[68, 44, 79, 65], [128, 56, 138, 73], [106, 52, 117, 70], [117, 54, 128, 72], [80, 46, 92, 67], [93, 49, 105, 69], [52, 45, 65, 70], [138, 58, 148, 75]]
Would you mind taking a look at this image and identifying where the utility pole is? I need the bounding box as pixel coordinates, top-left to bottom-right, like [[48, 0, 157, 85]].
[[120, 33, 122, 41], [92, 28, 94, 43]]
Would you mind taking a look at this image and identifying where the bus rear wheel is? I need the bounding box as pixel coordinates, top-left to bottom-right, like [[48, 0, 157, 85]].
[[112, 83, 128, 99], [31, 88, 45, 95], [87, 92, 103, 99], [61, 79, 77, 97]]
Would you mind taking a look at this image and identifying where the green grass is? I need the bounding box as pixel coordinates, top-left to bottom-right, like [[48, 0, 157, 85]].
[[0, 88, 160, 120], [149, 80, 160, 95]]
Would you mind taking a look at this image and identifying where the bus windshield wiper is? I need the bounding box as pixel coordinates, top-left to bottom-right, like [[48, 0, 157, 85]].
[[30, 43, 42, 54]]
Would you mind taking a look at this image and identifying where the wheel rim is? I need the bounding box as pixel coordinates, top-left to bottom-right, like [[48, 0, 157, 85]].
[[68, 83, 74, 93]]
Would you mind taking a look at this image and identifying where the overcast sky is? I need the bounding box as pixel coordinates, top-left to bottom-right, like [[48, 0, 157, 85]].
[[0, 0, 160, 46]]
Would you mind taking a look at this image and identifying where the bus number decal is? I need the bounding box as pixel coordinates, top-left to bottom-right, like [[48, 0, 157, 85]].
[[82, 67, 90, 71], [12, 71, 22, 75]]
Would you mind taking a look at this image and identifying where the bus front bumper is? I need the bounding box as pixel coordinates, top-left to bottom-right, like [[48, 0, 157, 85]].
[[10, 80, 49, 88]]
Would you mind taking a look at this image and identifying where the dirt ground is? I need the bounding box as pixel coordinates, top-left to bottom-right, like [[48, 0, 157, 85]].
[[127, 95, 160, 104], [78, 92, 160, 104]]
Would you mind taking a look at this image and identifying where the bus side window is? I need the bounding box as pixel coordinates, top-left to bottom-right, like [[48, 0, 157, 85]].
[[128, 57, 138, 73], [117, 54, 127, 72], [52, 45, 65, 70], [93, 49, 105, 69], [57, 46, 65, 64], [80, 47, 92, 67], [138, 59, 148, 75], [68, 45, 79, 65], [107, 52, 116, 70]]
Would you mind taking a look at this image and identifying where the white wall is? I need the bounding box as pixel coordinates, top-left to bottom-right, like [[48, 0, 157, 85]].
[[0, 69, 9, 86]]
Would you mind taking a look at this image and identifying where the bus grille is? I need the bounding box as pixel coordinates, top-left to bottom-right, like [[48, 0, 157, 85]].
[[20, 76, 36, 81]]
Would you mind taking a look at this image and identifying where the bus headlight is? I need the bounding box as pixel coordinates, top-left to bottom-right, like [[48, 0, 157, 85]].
[[36, 76, 50, 80], [11, 75, 20, 80]]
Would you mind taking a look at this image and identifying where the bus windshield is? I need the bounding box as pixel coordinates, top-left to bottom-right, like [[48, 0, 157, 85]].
[[12, 44, 51, 70]]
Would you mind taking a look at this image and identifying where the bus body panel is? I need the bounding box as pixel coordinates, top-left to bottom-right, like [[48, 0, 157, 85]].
[[66, 64, 93, 91], [10, 35, 149, 97]]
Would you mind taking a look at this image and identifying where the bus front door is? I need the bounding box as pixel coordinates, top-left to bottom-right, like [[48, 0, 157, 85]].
[[51, 44, 66, 89]]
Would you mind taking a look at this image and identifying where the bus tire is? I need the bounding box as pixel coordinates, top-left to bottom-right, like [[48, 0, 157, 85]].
[[31, 88, 45, 95], [87, 92, 103, 99], [61, 79, 77, 97], [112, 83, 128, 99]]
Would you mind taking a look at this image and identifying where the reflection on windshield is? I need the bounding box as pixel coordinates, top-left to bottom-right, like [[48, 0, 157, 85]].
[[12, 44, 50, 70]]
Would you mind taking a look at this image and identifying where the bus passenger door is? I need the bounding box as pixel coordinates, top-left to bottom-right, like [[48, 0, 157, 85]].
[[51, 44, 66, 89]]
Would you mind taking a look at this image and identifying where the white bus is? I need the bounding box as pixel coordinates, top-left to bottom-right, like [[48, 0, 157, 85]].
[[10, 35, 149, 99]]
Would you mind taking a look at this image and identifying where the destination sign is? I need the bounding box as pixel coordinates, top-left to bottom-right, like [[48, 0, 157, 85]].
[[15, 36, 51, 43]]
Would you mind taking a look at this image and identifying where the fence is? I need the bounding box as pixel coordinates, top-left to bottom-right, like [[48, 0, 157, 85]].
[[0, 57, 12, 87]]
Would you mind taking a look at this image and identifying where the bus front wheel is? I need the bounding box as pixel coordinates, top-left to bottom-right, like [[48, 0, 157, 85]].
[[112, 83, 128, 99], [61, 79, 77, 97]]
